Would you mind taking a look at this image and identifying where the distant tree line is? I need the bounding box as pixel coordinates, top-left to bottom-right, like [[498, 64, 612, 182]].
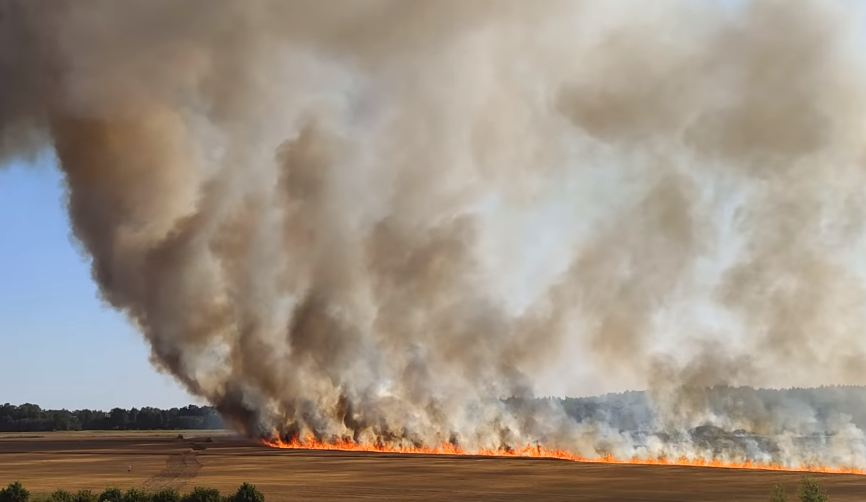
[[0, 404, 223, 432], [507, 385, 866, 433]]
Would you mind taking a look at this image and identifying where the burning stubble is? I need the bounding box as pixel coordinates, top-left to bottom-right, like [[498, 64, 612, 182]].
[[3, 0, 866, 468]]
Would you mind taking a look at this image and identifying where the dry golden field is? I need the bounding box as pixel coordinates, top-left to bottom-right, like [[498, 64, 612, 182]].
[[2, 431, 866, 501]]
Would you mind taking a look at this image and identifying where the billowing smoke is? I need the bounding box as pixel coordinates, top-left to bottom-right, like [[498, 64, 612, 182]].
[[4, 0, 866, 467]]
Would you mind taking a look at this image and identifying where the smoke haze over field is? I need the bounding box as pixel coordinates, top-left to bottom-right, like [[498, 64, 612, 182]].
[[4, 0, 866, 467]]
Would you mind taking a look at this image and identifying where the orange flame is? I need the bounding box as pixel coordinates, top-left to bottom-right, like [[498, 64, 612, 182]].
[[261, 435, 866, 475]]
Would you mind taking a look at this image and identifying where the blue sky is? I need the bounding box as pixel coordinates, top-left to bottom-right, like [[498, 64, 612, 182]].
[[0, 155, 196, 410]]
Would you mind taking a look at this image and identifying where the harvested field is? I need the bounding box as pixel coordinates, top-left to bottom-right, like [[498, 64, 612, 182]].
[[1, 431, 865, 501]]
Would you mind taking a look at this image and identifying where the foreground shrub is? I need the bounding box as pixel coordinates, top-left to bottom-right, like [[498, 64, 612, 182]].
[[72, 491, 97, 502], [97, 488, 122, 502], [37, 489, 98, 502], [150, 489, 179, 502], [799, 477, 828, 502], [230, 484, 263, 502], [47, 490, 74, 502], [179, 488, 220, 502], [0, 483, 259, 502], [0, 482, 29, 502], [120, 489, 149, 502]]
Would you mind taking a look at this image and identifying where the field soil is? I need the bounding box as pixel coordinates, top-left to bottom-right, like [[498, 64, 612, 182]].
[[1, 431, 865, 501]]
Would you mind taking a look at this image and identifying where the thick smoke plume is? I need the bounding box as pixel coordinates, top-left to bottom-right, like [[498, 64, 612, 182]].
[[4, 0, 866, 467]]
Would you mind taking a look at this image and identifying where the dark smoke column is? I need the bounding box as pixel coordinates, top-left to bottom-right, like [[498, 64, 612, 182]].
[[3, 0, 866, 468]]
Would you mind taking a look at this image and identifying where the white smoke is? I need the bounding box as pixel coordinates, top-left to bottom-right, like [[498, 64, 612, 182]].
[[3, 0, 866, 468]]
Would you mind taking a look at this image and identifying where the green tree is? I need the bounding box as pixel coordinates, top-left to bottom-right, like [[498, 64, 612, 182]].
[[799, 477, 828, 502], [180, 487, 221, 502], [17, 404, 42, 420], [0, 482, 30, 502], [97, 488, 123, 502], [230, 483, 263, 502], [108, 409, 129, 430], [770, 484, 788, 502]]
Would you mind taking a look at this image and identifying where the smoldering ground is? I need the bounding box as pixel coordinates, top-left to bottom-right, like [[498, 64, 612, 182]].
[[3, 0, 866, 467]]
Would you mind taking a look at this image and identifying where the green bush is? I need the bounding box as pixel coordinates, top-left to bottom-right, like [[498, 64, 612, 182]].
[[97, 488, 122, 502], [150, 489, 179, 502], [0, 482, 30, 502], [73, 490, 97, 502], [799, 477, 828, 502], [179, 488, 220, 502], [120, 489, 149, 502], [229, 484, 263, 502], [47, 490, 74, 502]]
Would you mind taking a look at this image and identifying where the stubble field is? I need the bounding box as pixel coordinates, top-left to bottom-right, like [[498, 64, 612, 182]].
[[1, 431, 865, 501]]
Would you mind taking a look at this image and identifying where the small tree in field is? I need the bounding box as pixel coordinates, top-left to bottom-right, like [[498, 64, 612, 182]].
[[769, 484, 788, 502], [799, 477, 828, 502], [0, 482, 29, 502], [230, 483, 263, 502]]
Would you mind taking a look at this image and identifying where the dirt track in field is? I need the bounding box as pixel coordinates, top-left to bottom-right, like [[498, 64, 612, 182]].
[[1, 431, 866, 501]]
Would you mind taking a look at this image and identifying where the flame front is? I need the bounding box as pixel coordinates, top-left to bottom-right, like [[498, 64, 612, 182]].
[[261, 436, 866, 476]]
